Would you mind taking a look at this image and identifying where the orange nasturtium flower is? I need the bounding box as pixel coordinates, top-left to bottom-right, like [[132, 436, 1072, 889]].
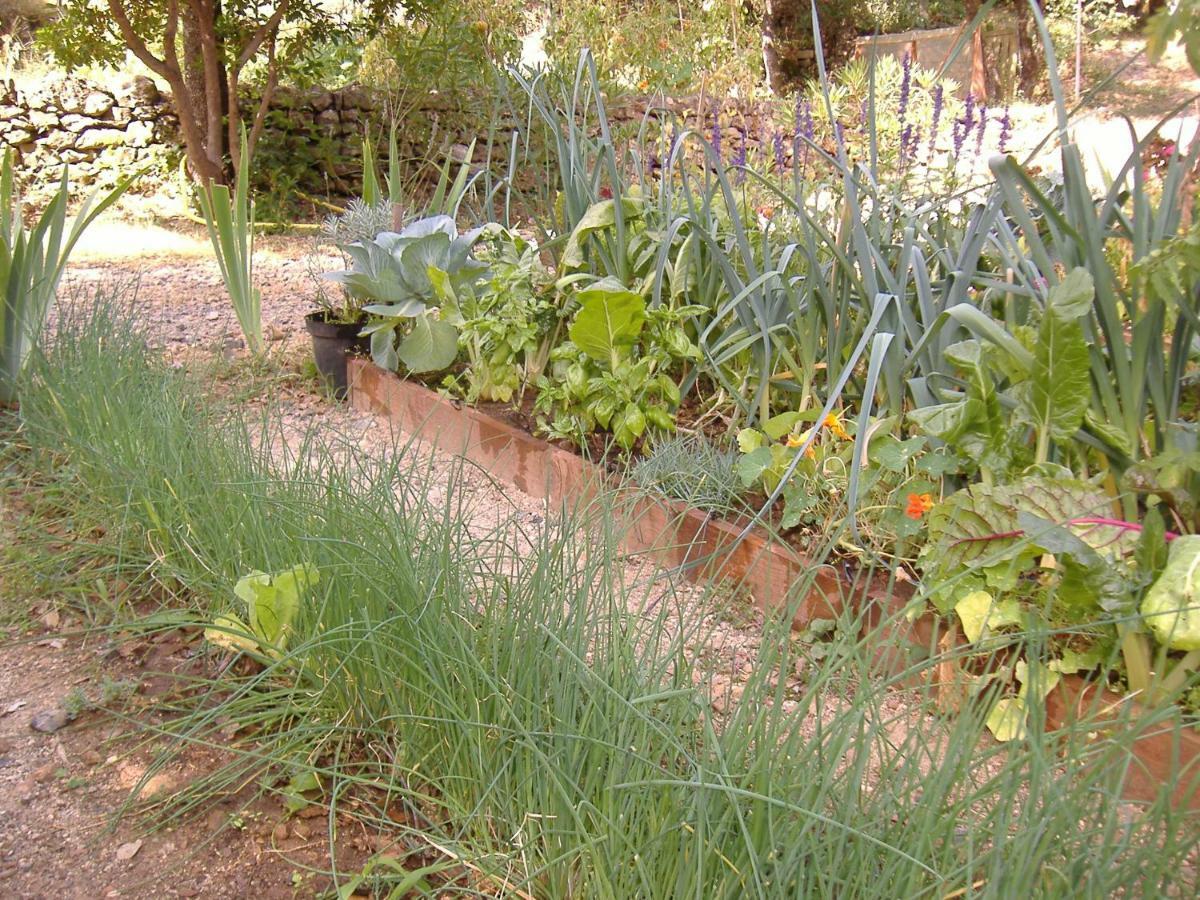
[[785, 429, 817, 459], [821, 411, 851, 440], [905, 492, 935, 520]]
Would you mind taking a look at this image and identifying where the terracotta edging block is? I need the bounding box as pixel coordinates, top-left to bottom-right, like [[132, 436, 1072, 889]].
[[347, 358, 840, 627], [347, 358, 1199, 809]]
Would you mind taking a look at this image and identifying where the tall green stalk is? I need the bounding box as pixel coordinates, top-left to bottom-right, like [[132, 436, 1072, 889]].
[[0, 149, 133, 406], [196, 130, 262, 355]]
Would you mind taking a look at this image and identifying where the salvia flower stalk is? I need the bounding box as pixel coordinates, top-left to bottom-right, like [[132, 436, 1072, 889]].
[[998, 106, 1013, 154], [927, 84, 945, 161]]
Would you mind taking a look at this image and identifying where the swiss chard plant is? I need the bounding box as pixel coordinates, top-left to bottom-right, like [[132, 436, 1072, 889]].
[[533, 278, 702, 451], [907, 268, 1097, 483]]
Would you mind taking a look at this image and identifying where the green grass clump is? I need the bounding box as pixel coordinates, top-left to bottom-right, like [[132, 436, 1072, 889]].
[[6, 291, 1199, 897], [630, 434, 746, 514]]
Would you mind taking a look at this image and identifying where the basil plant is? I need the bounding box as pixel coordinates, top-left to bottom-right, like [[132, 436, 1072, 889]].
[[324, 215, 486, 374]]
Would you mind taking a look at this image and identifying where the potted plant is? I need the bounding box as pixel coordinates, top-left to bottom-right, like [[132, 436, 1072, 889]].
[[305, 197, 393, 398], [323, 214, 486, 379]]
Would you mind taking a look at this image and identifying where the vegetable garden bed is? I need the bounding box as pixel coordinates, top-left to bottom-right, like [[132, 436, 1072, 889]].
[[349, 357, 1200, 810]]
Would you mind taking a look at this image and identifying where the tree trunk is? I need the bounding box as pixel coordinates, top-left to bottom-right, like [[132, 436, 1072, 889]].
[[181, 1, 227, 182], [761, 0, 782, 95], [1014, 0, 1042, 99]]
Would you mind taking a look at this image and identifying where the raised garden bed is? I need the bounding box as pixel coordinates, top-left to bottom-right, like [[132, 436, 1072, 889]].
[[348, 358, 1200, 810]]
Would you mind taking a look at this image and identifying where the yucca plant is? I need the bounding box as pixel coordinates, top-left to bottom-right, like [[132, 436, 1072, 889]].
[[0, 149, 133, 407], [196, 130, 262, 355]]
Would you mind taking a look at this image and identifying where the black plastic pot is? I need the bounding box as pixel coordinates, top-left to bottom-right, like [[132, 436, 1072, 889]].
[[304, 312, 368, 400]]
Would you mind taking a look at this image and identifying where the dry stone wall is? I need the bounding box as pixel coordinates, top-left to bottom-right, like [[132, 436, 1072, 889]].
[[0, 74, 383, 199], [0, 74, 177, 195]]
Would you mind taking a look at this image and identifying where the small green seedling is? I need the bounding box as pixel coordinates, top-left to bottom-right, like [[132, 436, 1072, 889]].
[[205, 563, 319, 660]]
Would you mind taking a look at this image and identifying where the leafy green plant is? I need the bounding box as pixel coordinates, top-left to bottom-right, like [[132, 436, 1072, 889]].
[[196, 131, 262, 355], [0, 150, 132, 406], [442, 227, 558, 403], [205, 564, 320, 661], [534, 278, 701, 450], [324, 215, 485, 374], [906, 268, 1096, 482]]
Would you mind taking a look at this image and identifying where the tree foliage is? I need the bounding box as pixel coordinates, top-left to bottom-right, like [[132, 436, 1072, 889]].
[[39, 1, 407, 183]]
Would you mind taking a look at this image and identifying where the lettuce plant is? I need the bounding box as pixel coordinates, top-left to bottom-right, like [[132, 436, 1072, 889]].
[[205, 564, 320, 661]]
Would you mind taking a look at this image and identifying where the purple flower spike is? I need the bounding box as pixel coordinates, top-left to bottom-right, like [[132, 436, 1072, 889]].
[[927, 84, 945, 160], [897, 52, 912, 130], [974, 104, 988, 159], [795, 99, 815, 174], [907, 126, 922, 163], [773, 129, 786, 172], [710, 112, 722, 163], [732, 130, 747, 184], [952, 93, 975, 158], [998, 106, 1013, 155]]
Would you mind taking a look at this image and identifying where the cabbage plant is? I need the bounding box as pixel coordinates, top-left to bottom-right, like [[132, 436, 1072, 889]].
[[324, 215, 485, 374]]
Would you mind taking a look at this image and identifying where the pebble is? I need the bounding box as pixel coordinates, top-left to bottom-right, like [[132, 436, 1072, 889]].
[[30, 708, 71, 733]]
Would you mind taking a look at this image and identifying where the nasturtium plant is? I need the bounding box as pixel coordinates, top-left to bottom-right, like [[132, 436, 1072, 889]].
[[205, 564, 320, 660]]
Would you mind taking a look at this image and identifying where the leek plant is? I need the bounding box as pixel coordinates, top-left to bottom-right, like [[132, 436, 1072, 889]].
[[0, 150, 132, 406], [196, 130, 262, 355]]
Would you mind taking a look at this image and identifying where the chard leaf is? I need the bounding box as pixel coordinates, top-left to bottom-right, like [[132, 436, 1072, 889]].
[[1014, 310, 1090, 443], [567, 280, 646, 365], [1141, 535, 1200, 651], [562, 198, 644, 269], [955, 591, 1024, 644]]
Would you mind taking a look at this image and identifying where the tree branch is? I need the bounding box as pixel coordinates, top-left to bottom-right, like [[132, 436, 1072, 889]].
[[106, 0, 178, 83], [235, 0, 291, 74], [245, 32, 280, 166]]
